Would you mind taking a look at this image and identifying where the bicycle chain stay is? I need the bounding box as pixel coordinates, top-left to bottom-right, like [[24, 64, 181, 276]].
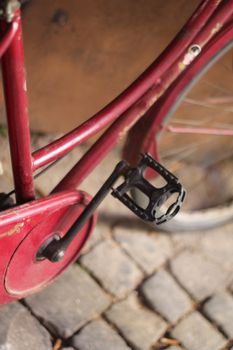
[[39, 154, 185, 262]]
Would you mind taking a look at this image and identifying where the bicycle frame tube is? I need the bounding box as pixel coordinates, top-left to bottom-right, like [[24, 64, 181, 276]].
[[32, 0, 225, 171], [49, 0, 233, 193], [0, 10, 35, 203]]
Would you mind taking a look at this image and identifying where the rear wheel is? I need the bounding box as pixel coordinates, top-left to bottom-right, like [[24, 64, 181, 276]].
[[133, 40, 233, 231]]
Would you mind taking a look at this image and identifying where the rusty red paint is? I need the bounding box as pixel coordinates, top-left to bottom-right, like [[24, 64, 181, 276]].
[[0, 191, 96, 303], [0, 222, 24, 239]]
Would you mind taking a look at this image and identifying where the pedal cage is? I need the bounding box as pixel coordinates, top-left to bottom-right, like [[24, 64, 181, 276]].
[[111, 154, 186, 224]]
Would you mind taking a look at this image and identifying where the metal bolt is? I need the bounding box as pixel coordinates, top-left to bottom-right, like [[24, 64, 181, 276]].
[[189, 44, 202, 56]]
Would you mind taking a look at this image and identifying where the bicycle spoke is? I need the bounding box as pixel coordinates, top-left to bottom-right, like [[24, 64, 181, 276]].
[[164, 125, 233, 136]]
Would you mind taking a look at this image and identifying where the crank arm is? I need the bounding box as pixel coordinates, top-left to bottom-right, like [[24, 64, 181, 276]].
[[37, 160, 129, 262]]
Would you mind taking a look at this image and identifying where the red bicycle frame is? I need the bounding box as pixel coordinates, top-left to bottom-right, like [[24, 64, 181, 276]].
[[0, 0, 233, 304]]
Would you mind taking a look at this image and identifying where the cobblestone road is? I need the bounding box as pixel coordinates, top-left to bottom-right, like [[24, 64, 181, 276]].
[[0, 134, 232, 350]]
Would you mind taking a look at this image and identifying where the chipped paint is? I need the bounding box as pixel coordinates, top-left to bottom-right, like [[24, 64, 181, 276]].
[[178, 62, 186, 72], [23, 80, 27, 92], [0, 222, 24, 238], [179, 45, 202, 70], [211, 22, 222, 35]]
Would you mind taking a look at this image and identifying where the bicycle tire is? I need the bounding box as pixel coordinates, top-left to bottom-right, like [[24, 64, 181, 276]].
[[132, 33, 233, 232]]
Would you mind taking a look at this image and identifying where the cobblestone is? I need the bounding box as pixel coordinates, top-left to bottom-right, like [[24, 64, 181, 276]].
[[25, 265, 111, 338], [81, 239, 143, 298], [199, 223, 233, 271], [141, 269, 193, 323], [0, 302, 52, 350], [81, 222, 110, 255], [170, 230, 203, 253], [71, 319, 130, 350], [113, 228, 173, 274], [203, 291, 233, 338], [105, 293, 167, 350], [171, 311, 227, 350], [170, 250, 230, 301]]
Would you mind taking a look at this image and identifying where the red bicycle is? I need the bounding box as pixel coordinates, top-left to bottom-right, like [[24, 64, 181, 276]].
[[0, 0, 232, 304]]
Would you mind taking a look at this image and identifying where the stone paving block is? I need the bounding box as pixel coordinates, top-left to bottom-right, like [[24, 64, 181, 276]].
[[71, 319, 130, 350], [113, 228, 173, 274], [199, 223, 233, 271], [0, 302, 52, 350], [170, 230, 203, 253], [81, 222, 110, 255], [81, 240, 143, 298], [171, 311, 227, 350], [105, 293, 167, 350], [25, 265, 111, 338], [61, 348, 75, 350], [203, 291, 233, 338], [170, 251, 230, 301], [141, 269, 193, 323], [167, 347, 183, 350]]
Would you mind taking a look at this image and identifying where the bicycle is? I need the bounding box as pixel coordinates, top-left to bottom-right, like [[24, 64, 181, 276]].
[[0, 0, 232, 304]]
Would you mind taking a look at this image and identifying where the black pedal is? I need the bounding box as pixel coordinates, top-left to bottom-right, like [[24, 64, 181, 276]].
[[111, 154, 185, 224], [38, 155, 186, 262]]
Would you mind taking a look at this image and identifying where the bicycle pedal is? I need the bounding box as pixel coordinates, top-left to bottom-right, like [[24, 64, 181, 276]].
[[111, 154, 186, 224]]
